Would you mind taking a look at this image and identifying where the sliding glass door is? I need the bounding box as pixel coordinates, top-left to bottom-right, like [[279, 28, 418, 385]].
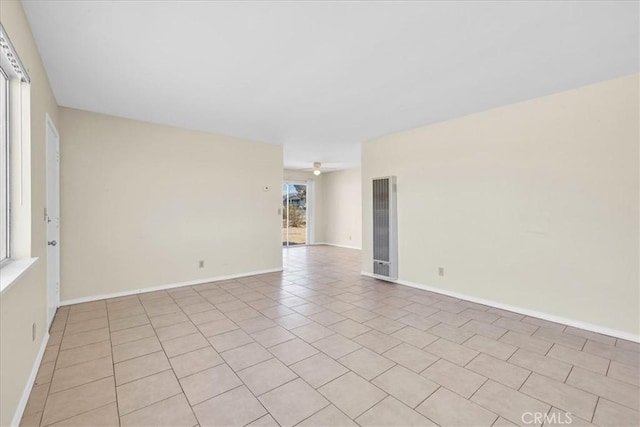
[[282, 182, 307, 246]]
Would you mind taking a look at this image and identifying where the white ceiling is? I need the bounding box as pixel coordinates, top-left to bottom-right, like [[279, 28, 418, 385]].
[[22, 1, 639, 170]]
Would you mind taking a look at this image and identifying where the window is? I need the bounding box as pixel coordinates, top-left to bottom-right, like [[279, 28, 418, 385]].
[[0, 25, 33, 292], [0, 66, 8, 263]]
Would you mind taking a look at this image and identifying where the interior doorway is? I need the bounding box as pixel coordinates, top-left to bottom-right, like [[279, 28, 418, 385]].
[[282, 182, 307, 246]]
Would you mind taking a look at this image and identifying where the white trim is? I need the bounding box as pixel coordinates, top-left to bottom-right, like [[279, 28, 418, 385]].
[[361, 271, 639, 343], [0, 23, 30, 83], [0, 257, 38, 295], [11, 332, 49, 427], [315, 242, 362, 250], [45, 113, 58, 139], [45, 112, 60, 329], [282, 180, 311, 246], [60, 268, 283, 306]]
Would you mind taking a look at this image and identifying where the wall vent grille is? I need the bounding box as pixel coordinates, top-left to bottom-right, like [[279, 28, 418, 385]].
[[372, 176, 398, 280]]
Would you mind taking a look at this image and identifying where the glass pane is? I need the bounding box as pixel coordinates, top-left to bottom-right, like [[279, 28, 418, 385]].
[[282, 182, 307, 246]]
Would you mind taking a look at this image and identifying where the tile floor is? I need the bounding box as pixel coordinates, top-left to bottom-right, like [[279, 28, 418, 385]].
[[20, 246, 640, 427]]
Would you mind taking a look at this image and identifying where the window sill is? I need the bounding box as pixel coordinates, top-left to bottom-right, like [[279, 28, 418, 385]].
[[0, 258, 39, 295]]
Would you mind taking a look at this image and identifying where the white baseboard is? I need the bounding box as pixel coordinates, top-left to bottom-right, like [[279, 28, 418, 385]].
[[361, 271, 639, 343], [315, 242, 362, 250], [12, 332, 50, 427], [60, 268, 283, 306]]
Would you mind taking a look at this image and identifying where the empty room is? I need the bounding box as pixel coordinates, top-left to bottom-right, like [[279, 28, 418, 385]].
[[0, 0, 638, 426]]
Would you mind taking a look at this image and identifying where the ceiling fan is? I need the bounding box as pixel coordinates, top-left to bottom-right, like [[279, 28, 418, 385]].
[[297, 162, 338, 176]]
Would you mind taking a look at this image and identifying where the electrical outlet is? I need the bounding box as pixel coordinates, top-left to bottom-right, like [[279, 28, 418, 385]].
[[438, 267, 444, 277], [199, 260, 204, 268], [32, 323, 36, 341]]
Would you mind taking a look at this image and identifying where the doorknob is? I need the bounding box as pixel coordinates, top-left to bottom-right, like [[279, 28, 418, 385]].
[[48, 240, 57, 246]]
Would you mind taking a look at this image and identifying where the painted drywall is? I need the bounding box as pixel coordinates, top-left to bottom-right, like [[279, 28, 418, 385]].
[[0, 0, 60, 425], [321, 168, 362, 249], [362, 74, 639, 336], [59, 108, 283, 301], [283, 169, 324, 244]]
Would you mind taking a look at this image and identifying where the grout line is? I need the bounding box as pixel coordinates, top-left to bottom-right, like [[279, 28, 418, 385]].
[[463, 352, 483, 368], [591, 396, 600, 423], [59, 320, 109, 336], [27, 248, 633, 427], [173, 357, 227, 382], [291, 401, 344, 427], [105, 301, 121, 424], [337, 374, 389, 422], [118, 390, 184, 418], [459, 331, 476, 346], [517, 371, 533, 391], [382, 339, 405, 354], [136, 292, 199, 423], [111, 332, 158, 351], [254, 374, 300, 398], [469, 376, 491, 401], [113, 354, 173, 385], [189, 383, 245, 408], [564, 365, 575, 384], [40, 401, 116, 427], [489, 413, 502, 426], [412, 384, 441, 412], [367, 360, 398, 383], [35, 309, 70, 426], [544, 342, 554, 357], [41, 369, 116, 397], [580, 337, 588, 351]]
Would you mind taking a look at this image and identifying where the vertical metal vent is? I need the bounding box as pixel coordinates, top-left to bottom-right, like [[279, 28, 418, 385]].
[[372, 177, 398, 280]]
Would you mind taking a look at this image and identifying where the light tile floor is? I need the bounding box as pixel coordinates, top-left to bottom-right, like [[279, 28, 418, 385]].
[[21, 246, 639, 426]]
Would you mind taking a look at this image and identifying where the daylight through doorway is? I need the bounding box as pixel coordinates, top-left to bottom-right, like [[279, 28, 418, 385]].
[[282, 182, 307, 246]]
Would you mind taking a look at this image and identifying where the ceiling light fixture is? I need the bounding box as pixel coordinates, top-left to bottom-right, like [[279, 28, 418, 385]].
[[313, 162, 322, 176]]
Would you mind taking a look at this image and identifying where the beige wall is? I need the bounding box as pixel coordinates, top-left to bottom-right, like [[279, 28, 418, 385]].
[[321, 168, 362, 248], [0, 1, 60, 425], [283, 169, 324, 244], [362, 74, 639, 337], [59, 108, 283, 301]]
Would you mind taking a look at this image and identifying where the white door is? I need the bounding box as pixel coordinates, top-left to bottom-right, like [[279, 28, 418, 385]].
[[46, 115, 60, 328]]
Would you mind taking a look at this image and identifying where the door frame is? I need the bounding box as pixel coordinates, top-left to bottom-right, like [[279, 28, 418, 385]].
[[45, 113, 59, 328], [282, 180, 309, 247]]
